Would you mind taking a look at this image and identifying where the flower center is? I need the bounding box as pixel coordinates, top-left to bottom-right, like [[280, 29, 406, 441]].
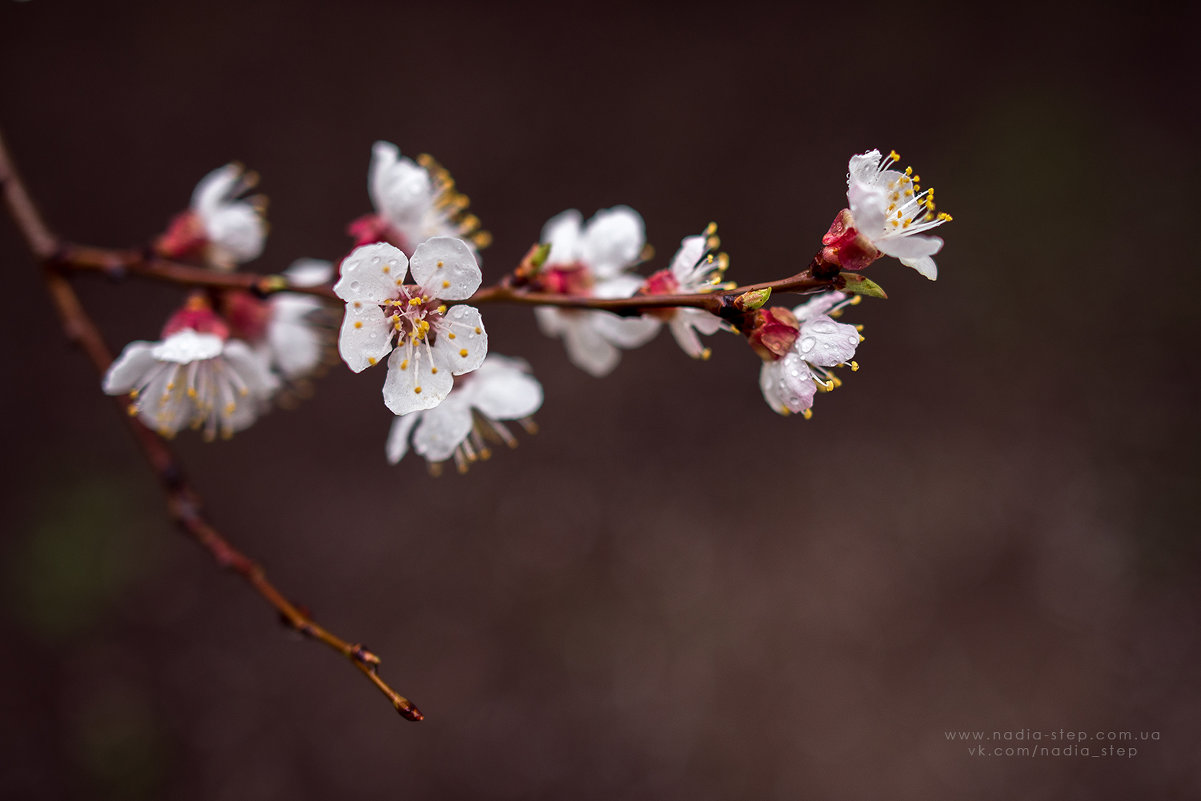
[[385, 287, 446, 346]]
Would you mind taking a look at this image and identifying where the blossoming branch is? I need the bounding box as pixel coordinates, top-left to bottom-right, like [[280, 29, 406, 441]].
[[2, 128, 951, 720]]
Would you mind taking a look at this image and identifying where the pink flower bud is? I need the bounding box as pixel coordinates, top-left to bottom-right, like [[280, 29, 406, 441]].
[[747, 306, 799, 361]]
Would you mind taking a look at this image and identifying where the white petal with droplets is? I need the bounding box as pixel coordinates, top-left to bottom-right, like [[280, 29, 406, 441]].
[[382, 343, 454, 415], [338, 303, 394, 373], [334, 243, 408, 304], [434, 304, 487, 375], [795, 314, 859, 367], [153, 331, 224, 363], [759, 354, 817, 415], [409, 237, 481, 300]]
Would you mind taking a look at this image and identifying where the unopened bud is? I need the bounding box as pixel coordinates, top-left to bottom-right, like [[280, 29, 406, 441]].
[[746, 306, 799, 361], [821, 208, 881, 272]]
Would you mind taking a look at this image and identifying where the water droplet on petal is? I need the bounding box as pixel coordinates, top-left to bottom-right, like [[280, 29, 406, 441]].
[[371, 256, 381, 265], [800, 336, 816, 353], [350, 280, 361, 291]]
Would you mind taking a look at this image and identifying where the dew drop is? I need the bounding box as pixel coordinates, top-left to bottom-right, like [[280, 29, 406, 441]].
[[371, 256, 381, 265], [848, 336, 859, 345], [799, 336, 816, 353], [350, 280, 361, 291]]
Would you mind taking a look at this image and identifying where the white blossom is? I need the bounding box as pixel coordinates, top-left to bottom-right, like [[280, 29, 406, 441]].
[[104, 328, 279, 439], [262, 259, 334, 381], [842, 149, 952, 280], [354, 141, 487, 255], [533, 207, 658, 377], [190, 164, 266, 269], [387, 354, 543, 473], [639, 224, 732, 359], [334, 238, 487, 415], [758, 292, 861, 417]]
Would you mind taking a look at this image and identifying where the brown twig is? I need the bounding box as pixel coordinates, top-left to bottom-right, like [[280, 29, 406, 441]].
[[1, 128, 422, 722], [51, 233, 841, 314]]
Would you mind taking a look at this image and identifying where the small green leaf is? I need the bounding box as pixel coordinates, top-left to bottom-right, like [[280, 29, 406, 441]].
[[733, 287, 771, 311], [529, 242, 553, 270], [839, 272, 887, 299]]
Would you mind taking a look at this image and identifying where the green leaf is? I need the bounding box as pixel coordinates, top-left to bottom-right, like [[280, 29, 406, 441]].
[[733, 287, 771, 311], [839, 272, 887, 299], [529, 242, 553, 270]]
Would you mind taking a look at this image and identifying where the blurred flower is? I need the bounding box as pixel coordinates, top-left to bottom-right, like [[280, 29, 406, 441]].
[[821, 149, 952, 280], [348, 141, 490, 256], [103, 299, 278, 439], [638, 222, 733, 359], [262, 260, 335, 381], [532, 207, 658, 376], [387, 354, 543, 474], [156, 164, 266, 270], [334, 238, 487, 415], [755, 292, 862, 417]]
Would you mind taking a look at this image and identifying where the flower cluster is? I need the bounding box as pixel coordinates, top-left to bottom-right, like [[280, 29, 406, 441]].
[[106, 144, 952, 460], [106, 167, 334, 437]]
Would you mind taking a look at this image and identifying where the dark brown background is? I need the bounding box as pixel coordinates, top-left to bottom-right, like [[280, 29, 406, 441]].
[[2, 1, 1199, 799]]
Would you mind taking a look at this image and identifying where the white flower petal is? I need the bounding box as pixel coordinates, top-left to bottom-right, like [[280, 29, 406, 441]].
[[370, 141, 432, 225], [593, 274, 643, 300], [204, 205, 264, 262], [591, 311, 659, 348], [152, 330, 224, 363], [222, 340, 281, 400], [793, 291, 847, 323], [386, 412, 420, 464], [382, 343, 454, 415], [469, 357, 543, 419], [562, 316, 621, 377], [434, 305, 487, 376], [409, 237, 481, 301], [283, 258, 334, 287], [580, 206, 644, 278], [876, 232, 943, 260], [411, 396, 475, 462], [541, 209, 583, 266], [103, 342, 157, 394], [534, 306, 566, 336], [668, 309, 724, 358], [669, 235, 707, 284], [338, 303, 394, 373], [759, 354, 817, 416], [668, 316, 703, 358], [191, 165, 240, 217], [795, 314, 859, 368], [848, 182, 888, 235], [900, 255, 938, 280], [334, 243, 408, 304], [847, 150, 882, 186], [268, 299, 324, 380]]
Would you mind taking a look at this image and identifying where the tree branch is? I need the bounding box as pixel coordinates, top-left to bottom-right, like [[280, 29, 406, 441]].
[[1, 128, 422, 722]]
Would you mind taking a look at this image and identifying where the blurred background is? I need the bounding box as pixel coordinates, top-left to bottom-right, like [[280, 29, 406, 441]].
[[2, 1, 1198, 798]]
